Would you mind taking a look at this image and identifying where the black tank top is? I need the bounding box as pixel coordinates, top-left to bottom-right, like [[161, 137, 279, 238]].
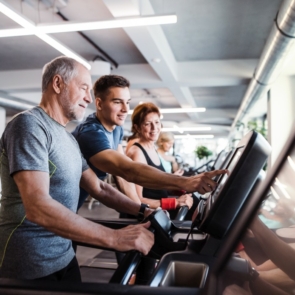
[[134, 143, 168, 200]]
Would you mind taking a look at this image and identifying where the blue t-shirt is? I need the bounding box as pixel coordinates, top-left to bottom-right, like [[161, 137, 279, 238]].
[[72, 113, 123, 209]]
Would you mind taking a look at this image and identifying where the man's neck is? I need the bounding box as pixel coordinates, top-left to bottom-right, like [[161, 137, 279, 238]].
[[95, 112, 116, 132], [40, 95, 68, 127]]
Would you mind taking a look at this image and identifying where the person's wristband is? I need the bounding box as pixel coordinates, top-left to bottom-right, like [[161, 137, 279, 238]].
[[161, 198, 177, 210], [138, 203, 149, 220]]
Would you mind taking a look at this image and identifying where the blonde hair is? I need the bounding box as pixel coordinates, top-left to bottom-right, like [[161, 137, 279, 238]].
[[157, 132, 175, 146]]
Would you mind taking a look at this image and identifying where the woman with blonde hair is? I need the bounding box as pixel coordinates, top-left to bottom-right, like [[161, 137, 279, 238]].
[[126, 102, 193, 216], [157, 132, 183, 175]]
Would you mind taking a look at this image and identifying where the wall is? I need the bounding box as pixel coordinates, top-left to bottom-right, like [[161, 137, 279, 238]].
[[268, 75, 295, 166]]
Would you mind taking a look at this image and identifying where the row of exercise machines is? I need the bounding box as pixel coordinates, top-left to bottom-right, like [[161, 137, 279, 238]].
[[2, 127, 295, 295]]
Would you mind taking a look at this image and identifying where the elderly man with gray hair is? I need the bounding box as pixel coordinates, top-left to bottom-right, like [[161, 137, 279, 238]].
[[0, 56, 154, 282]]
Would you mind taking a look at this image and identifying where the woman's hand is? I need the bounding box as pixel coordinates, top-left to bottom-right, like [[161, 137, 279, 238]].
[[176, 193, 193, 209]]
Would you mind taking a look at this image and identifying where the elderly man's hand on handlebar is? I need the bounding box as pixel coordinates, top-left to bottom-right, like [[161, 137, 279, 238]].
[[184, 169, 228, 194], [176, 193, 193, 209], [112, 221, 154, 255]]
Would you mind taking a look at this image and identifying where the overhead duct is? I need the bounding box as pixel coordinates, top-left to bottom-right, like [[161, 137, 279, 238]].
[[230, 0, 295, 133]]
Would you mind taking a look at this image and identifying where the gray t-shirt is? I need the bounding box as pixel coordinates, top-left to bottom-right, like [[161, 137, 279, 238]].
[[0, 107, 89, 279]]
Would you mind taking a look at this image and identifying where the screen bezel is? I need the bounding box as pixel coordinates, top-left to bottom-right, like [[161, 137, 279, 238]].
[[197, 131, 271, 239]]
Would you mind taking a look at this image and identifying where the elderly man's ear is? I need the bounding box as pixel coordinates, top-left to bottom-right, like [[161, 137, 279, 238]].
[[52, 75, 64, 94]]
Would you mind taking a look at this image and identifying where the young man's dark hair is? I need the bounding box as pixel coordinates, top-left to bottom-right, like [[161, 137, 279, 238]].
[[93, 75, 130, 100]]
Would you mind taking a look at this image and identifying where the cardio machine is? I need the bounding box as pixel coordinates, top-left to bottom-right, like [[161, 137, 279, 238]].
[[0, 130, 272, 295], [76, 130, 271, 291]]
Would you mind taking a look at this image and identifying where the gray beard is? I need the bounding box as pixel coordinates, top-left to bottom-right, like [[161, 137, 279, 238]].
[[59, 88, 84, 122]]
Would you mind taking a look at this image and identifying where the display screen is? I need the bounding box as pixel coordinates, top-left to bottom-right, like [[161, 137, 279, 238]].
[[211, 146, 244, 203]]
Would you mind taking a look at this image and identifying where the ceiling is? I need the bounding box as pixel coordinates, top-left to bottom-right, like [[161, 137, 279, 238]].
[[0, 0, 285, 138]]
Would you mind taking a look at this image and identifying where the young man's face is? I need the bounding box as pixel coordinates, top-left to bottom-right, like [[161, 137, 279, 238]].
[[60, 64, 93, 122], [96, 86, 131, 130]]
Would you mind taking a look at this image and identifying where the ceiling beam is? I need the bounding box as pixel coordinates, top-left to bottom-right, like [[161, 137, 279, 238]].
[[103, 0, 200, 119]]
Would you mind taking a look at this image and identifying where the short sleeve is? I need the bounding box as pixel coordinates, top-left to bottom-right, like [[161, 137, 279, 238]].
[[119, 127, 124, 144], [81, 154, 89, 172], [4, 113, 50, 175], [76, 127, 111, 161]]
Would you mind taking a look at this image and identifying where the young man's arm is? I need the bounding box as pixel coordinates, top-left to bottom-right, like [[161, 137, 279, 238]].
[[13, 169, 154, 254], [89, 148, 227, 194]]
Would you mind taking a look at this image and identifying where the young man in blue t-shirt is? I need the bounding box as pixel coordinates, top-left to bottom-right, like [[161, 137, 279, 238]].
[[72, 75, 227, 211]]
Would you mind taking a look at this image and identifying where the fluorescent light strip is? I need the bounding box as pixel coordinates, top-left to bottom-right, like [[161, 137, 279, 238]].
[[161, 108, 205, 114], [128, 107, 205, 115], [0, 15, 177, 37], [171, 124, 183, 133], [39, 15, 177, 33], [0, 27, 31, 37], [35, 33, 91, 69], [0, 1, 91, 69], [0, 97, 35, 109], [0, 1, 34, 28], [162, 127, 211, 132], [174, 135, 214, 139]]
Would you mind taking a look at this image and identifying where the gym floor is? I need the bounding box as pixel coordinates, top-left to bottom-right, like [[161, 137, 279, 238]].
[[76, 199, 119, 283]]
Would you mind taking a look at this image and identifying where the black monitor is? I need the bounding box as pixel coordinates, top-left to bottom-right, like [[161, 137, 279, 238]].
[[195, 131, 271, 239], [207, 124, 295, 295]]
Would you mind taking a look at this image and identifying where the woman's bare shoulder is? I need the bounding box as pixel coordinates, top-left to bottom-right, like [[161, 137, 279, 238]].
[[127, 144, 147, 164]]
